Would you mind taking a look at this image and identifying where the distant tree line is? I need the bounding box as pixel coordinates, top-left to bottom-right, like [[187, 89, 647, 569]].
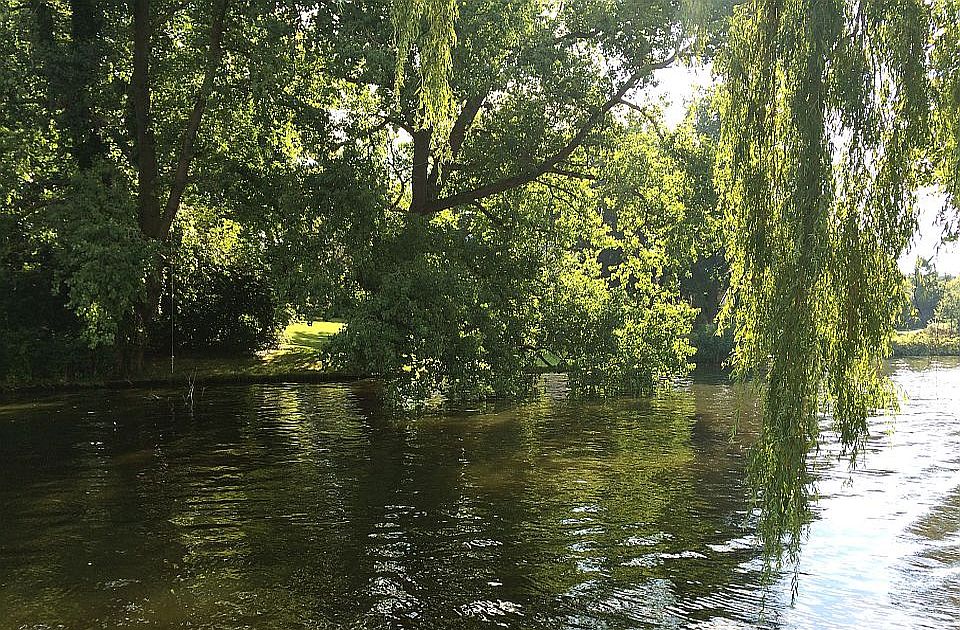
[[900, 257, 960, 332]]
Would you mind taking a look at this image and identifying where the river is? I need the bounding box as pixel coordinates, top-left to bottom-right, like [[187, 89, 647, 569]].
[[1, 358, 958, 629]]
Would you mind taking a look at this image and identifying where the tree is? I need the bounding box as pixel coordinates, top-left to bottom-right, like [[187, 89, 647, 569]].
[[910, 258, 946, 327], [314, 0, 723, 215], [2, 0, 331, 367], [322, 110, 713, 403], [933, 0, 960, 232], [296, 0, 731, 401], [935, 277, 960, 331], [718, 0, 937, 562], [0, 0, 231, 360]]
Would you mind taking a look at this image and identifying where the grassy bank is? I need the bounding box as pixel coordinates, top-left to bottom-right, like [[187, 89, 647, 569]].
[[892, 326, 960, 357], [6, 321, 351, 392], [13, 320, 943, 393]]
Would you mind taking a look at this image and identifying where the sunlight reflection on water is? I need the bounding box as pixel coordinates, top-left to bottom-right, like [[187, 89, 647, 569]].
[[0, 359, 957, 629], [776, 358, 960, 630]]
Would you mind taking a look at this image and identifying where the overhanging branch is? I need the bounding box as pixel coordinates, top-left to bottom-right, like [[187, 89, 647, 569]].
[[158, 0, 229, 236], [424, 49, 681, 213]]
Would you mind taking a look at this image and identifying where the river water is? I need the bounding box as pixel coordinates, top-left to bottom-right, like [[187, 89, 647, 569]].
[[0, 359, 958, 629]]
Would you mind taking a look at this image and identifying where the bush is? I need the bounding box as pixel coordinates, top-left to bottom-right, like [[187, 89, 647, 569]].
[[690, 321, 734, 367], [158, 262, 281, 353], [0, 218, 99, 384], [149, 208, 285, 354]]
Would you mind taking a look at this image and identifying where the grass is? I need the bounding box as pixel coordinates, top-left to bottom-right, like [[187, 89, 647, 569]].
[[892, 324, 960, 357], [259, 320, 344, 369], [158, 319, 346, 380], [9, 321, 349, 392]]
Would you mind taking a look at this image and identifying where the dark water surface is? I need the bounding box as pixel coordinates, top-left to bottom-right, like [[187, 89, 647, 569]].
[[1, 359, 958, 629]]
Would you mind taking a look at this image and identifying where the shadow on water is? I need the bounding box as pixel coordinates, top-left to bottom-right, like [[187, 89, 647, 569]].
[[0, 361, 958, 629]]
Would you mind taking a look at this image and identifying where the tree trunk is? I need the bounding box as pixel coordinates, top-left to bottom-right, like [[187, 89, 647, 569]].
[[69, 0, 108, 169], [128, 0, 229, 369], [410, 128, 433, 214], [31, 0, 108, 169], [131, 0, 163, 239]]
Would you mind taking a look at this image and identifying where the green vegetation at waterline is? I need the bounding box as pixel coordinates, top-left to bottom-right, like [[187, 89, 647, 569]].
[[0, 317, 713, 392], [893, 262, 960, 356], [0, 321, 347, 391], [893, 326, 960, 357]]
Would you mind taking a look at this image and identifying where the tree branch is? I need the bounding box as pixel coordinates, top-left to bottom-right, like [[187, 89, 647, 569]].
[[158, 0, 229, 236], [384, 115, 415, 134], [548, 166, 597, 180], [617, 98, 665, 138], [427, 90, 488, 195], [425, 50, 681, 213], [448, 92, 487, 159], [409, 128, 433, 214], [471, 200, 509, 228]]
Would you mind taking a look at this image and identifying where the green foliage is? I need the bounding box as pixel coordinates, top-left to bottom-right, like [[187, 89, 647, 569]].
[[323, 107, 712, 405], [719, 0, 931, 562], [0, 216, 92, 384], [392, 0, 458, 134], [1, 0, 340, 363], [2, 0, 715, 403], [690, 319, 733, 366], [932, 0, 960, 224], [909, 258, 948, 327], [540, 256, 697, 395], [263, 0, 722, 403], [53, 164, 153, 348], [153, 207, 285, 353], [935, 277, 960, 331], [892, 325, 960, 356], [326, 215, 541, 404]]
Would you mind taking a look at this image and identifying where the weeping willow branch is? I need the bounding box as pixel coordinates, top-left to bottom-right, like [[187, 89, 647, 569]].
[[933, 0, 960, 232], [392, 0, 458, 137], [718, 0, 931, 564]]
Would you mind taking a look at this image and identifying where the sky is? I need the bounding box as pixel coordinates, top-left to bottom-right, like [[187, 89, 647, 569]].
[[645, 64, 960, 276]]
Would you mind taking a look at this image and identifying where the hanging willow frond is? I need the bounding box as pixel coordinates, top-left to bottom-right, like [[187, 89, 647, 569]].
[[933, 0, 960, 226], [718, 0, 932, 563], [392, 0, 458, 136]]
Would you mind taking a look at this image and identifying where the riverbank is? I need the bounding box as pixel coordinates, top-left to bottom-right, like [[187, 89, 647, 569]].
[[9, 322, 952, 394], [892, 327, 960, 357], [3, 321, 356, 393], [3, 320, 577, 394]]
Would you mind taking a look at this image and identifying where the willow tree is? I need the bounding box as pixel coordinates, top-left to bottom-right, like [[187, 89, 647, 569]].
[[391, 0, 458, 135], [934, 0, 960, 224], [718, 0, 933, 561]]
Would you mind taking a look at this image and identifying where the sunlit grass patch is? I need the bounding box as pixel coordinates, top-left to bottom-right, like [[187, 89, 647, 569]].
[[280, 321, 344, 351], [892, 325, 960, 357], [260, 320, 344, 369]]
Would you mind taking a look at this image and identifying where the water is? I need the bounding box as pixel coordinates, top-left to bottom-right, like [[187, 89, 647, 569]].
[[0, 359, 957, 629]]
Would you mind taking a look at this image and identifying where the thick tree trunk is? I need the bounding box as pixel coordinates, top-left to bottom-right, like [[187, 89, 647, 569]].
[[31, 0, 108, 169], [129, 0, 229, 369], [68, 0, 108, 169], [410, 129, 433, 214], [131, 0, 163, 238], [159, 0, 228, 236], [132, 0, 228, 238], [411, 49, 681, 214]]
